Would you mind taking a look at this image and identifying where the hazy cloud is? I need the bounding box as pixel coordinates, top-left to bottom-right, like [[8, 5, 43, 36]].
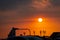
[[32, 0, 52, 10], [50, 0, 60, 7], [0, 0, 60, 24]]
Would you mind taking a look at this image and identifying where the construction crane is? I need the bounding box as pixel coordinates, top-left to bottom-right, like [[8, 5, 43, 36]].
[[8, 27, 31, 38]]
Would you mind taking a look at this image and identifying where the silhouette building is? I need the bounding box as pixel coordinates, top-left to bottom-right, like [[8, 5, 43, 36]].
[[50, 32, 60, 40]]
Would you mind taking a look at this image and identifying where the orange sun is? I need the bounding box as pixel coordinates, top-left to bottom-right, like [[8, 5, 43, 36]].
[[38, 18, 43, 22]]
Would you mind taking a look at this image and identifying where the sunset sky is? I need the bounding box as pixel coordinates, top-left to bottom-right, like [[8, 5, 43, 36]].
[[0, 0, 60, 38]]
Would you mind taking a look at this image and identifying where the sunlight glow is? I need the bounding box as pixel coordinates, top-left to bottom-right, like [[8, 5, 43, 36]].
[[38, 18, 43, 22]]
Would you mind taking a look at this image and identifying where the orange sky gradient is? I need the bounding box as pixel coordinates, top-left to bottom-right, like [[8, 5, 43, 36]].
[[0, 16, 60, 38], [0, 0, 60, 39]]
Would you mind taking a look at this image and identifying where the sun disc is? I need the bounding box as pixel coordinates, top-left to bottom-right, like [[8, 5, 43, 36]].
[[38, 18, 43, 22]]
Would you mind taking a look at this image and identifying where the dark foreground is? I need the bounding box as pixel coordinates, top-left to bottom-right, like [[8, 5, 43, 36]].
[[1, 27, 60, 40], [1, 32, 60, 40]]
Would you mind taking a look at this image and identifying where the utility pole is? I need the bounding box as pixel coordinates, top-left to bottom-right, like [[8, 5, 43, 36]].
[[43, 30, 46, 36], [33, 31, 35, 36], [40, 30, 42, 36], [23, 32, 26, 36]]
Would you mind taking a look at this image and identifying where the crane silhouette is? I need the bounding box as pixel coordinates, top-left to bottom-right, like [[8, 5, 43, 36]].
[[8, 27, 31, 38]]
